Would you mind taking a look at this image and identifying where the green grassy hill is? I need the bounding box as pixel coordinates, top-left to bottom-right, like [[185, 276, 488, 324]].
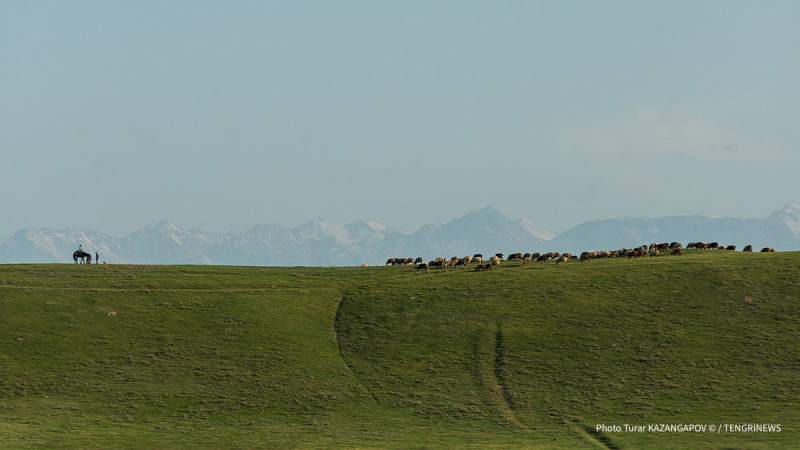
[[1, 251, 798, 448]]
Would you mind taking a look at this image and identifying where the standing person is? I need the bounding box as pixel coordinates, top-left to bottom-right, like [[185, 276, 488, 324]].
[[87, 253, 92, 264], [96, 252, 99, 264]]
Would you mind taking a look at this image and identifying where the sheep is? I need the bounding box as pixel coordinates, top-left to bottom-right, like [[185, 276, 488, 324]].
[[385, 258, 395, 266], [414, 257, 424, 264], [507, 253, 524, 261], [522, 257, 531, 267], [649, 249, 659, 257], [580, 252, 592, 262], [671, 248, 682, 256], [495, 253, 504, 260], [555, 255, 568, 265], [761, 247, 776, 252], [742, 245, 753, 252], [725, 245, 736, 251], [417, 263, 429, 270], [472, 256, 482, 264], [474, 262, 493, 271], [670, 242, 683, 249]]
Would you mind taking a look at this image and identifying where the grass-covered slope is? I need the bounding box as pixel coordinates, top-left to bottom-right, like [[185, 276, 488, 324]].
[[1, 251, 798, 448], [338, 251, 800, 448]]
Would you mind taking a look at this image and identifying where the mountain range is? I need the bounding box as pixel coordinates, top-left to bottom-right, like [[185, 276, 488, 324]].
[[2, 204, 799, 266]]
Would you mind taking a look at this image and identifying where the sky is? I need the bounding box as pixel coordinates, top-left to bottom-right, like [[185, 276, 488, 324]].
[[2, 1, 799, 238]]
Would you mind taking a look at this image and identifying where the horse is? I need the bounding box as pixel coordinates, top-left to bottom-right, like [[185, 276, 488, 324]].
[[73, 250, 90, 264]]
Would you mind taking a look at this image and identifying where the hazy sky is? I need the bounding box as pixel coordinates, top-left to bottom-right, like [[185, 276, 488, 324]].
[[3, 1, 799, 238]]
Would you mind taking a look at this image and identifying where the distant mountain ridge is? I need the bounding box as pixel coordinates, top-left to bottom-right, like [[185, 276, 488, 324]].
[[2, 205, 799, 266], [546, 203, 800, 253]]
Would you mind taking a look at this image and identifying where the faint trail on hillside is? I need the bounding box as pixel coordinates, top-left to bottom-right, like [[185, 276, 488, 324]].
[[494, 324, 516, 411], [572, 420, 621, 449], [471, 322, 526, 428], [333, 294, 380, 405]]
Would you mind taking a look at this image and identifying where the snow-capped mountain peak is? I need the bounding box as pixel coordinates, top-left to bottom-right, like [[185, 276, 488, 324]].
[[2, 204, 798, 265]]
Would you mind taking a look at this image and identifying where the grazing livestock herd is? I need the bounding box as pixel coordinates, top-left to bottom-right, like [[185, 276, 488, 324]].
[[384, 241, 777, 271]]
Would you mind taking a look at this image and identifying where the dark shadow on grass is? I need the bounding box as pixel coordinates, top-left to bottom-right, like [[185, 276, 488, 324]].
[[333, 294, 380, 405]]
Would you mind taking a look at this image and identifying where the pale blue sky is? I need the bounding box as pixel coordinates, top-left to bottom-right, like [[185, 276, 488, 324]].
[[2, 1, 799, 237]]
